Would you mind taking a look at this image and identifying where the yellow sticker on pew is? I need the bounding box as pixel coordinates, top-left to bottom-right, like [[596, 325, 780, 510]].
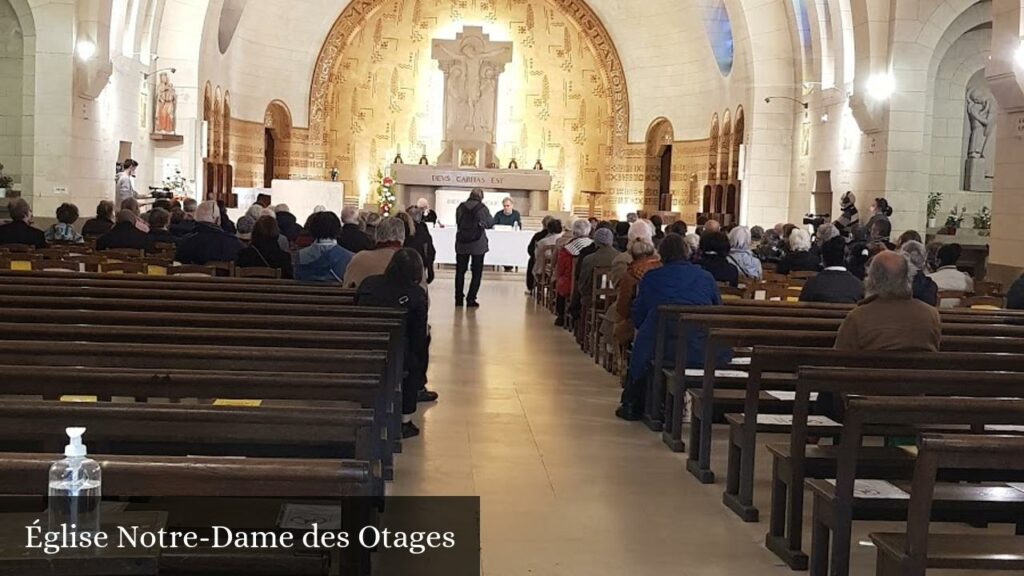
[[10, 261, 32, 271], [60, 395, 98, 403], [213, 399, 263, 407]]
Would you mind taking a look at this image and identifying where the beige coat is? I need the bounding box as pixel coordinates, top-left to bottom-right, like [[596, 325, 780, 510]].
[[834, 295, 941, 352]]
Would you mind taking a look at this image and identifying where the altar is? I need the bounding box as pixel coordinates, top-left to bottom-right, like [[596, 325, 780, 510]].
[[431, 226, 534, 268], [271, 180, 344, 224], [391, 164, 551, 223]]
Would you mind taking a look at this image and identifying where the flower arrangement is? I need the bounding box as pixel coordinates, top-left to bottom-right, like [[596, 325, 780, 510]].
[[926, 191, 942, 224], [972, 206, 991, 235], [0, 162, 12, 191], [375, 169, 396, 215], [940, 205, 967, 235], [162, 170, 192, 198]]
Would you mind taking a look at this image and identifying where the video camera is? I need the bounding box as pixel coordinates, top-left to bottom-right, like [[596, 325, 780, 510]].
[[802, 213, 830, 228]]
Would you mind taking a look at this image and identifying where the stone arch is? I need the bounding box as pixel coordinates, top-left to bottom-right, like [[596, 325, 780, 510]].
[[702, 184, 713, 213], [708, 113, 720, 183], [0, 0, 31, 192], [308, 0, 629, 142], [644, 117, 675, 212], [263, 100, 293, 185], [202, 82, 212, 158], [719, 109, 732, 181]]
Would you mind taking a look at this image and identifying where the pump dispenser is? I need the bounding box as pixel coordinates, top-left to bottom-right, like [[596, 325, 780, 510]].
[[48, 427, 102, 533]]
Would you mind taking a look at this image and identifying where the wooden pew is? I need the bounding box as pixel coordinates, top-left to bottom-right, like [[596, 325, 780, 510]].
[[671, 313, 1024, 479], [662, 313, 1024, 459], [766, 365, 1024, 569], [0, 283, 354, 305], [0, 400, 382, 494], [645, 302, 1024, 429], [812, 394, 1024, 576], [870, 434, 1024, 576], [722, 351, 1024, 523], [0, 268, 353, 295], [0, 452, 373, 497], [0, 294, 389, 318]]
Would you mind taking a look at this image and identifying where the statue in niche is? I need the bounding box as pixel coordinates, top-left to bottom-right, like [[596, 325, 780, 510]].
[[966, 87, 992, 159], [963, 79, 997, 192], [154, 72, 178, 134]]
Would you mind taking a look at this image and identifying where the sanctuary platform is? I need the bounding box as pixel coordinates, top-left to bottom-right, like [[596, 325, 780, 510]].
[[391, 164, 551, 224]]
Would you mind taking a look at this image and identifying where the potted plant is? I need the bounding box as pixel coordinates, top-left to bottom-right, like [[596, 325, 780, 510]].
[[972, 205, 991, 237], [0, 163, 12, 198], [939, 205, 966, 235], [926, 191, 942, 228]]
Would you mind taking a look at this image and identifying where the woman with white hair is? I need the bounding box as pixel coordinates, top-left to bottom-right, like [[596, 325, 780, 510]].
[[900, 240, 938, 306], [776, 227, 821, 274], [553, 219, 593, 326], [343, 215, 407, 289], [727, 226, 762, 280], [610, 220, 655, 285], [612, 233, 661, 345]]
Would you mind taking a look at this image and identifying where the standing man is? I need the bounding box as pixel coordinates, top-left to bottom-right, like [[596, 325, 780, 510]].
[[116, 159, 140, 207], [454, 188, 494, 307]]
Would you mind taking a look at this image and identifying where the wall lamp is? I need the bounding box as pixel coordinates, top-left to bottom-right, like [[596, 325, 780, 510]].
[[143, 67, 177, 80], [764, 96, 809, 109]]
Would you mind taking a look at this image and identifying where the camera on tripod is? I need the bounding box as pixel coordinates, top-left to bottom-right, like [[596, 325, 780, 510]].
[[803, 213, 830, 228]]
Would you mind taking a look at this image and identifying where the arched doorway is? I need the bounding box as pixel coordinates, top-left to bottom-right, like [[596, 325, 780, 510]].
[[702, 185, 713, 213], [645, 118, 675, 212], [263, 100, 292, 188], [0, 0, 28, 195]]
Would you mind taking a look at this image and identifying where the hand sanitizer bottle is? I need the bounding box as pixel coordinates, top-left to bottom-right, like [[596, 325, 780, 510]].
[[48, 427, 102, 534]]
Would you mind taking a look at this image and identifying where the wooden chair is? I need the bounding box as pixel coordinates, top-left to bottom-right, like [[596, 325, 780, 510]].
[[3, 253, 41, 271], [590, 266, 616, 365], [167, 264, 216, 277], [151, 241, 176, 254], [99, 248, 145, 261], [870, 433, 1024, 576], [958, 295, 1005, 310], [937, 290, 967, 307], [99, 262, 145, 274], [236, 266, 282, 279], [718, 284, 751, 300], [206, 260, 236, 277], [539, 244, 557, 310], [972, 280, 1003, 297], [138, 256, 173, 276], [1, 244, 33, 254], [32, 260, 78, 272], [63, 254, 104, 273], [788, 270, 817, 280], [762, 271, 787, 283]]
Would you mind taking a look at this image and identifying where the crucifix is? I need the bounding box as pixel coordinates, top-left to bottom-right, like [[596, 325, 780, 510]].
[[431, 26, 512, 168]]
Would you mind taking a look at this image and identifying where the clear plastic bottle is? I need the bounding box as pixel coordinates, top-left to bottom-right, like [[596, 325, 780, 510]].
[[48, 427, 102, 534]]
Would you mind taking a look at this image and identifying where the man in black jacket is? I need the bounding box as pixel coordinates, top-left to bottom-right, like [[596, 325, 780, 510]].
[[0, 198, 46, 248], [175, 200, 244, 265], [338, 206, 374, 253], [97, 210, 153, 252], [799, 236, 865, 304]]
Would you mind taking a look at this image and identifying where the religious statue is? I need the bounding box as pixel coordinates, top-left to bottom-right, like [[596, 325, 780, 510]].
[[431, 27, 512, 167], [154, 72, 177, 134], [433, 34, 511, 135], [966, 87, 992, 159], [330, 166, 339, 182]]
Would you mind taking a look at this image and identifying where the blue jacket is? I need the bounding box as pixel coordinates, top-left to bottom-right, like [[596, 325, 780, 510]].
[[628, 260, 725, 381], [295, 241, 353, 282]]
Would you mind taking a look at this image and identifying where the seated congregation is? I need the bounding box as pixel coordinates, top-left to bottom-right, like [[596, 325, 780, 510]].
[[527, 199, 1024, 576]]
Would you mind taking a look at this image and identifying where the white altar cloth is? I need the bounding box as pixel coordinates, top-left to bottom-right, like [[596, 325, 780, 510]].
[[431, 227, 535, 268], [270, 180, 344, 224]]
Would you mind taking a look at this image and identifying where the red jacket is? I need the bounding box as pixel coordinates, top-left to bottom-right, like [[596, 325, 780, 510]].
[[555, 247, 574, 297]]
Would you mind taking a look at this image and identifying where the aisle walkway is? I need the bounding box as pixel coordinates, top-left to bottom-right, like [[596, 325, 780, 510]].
[[390, 273, 795, 575]]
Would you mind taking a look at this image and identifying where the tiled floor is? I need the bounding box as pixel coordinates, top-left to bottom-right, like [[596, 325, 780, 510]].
[[390, 273, 1002, 575]]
